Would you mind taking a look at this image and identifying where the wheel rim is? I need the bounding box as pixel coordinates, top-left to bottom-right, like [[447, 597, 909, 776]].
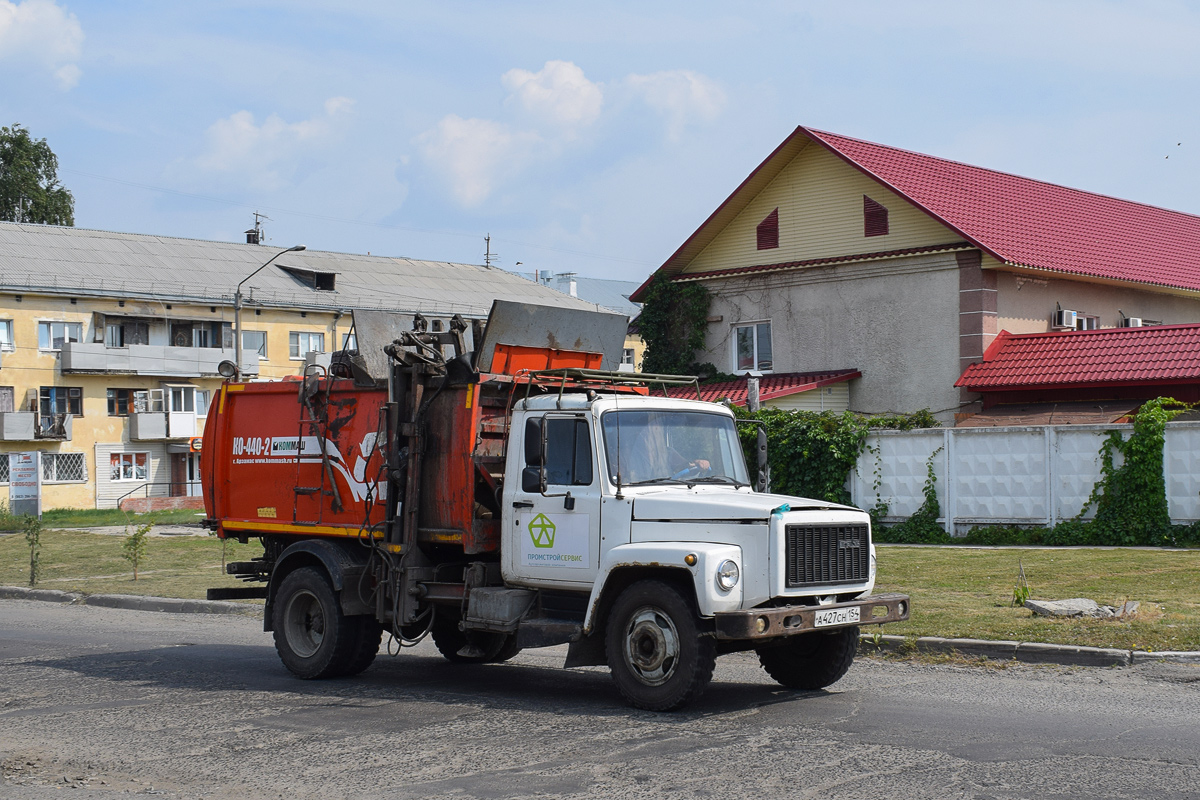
[[622, 606, 680, 686], [282, 589, 325, 658]]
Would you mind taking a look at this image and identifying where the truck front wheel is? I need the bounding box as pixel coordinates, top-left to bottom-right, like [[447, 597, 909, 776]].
[[272, 566, 359, 679], [756, 626, 859, 690], [605, 580, 716, 711]]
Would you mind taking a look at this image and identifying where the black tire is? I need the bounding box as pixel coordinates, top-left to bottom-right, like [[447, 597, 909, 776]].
[[605, 579, 716, 711], [430, 612, 511, 664], [757, 626, 859, 690], [272, 566, 358, 679], [341, 617, 383, 677]]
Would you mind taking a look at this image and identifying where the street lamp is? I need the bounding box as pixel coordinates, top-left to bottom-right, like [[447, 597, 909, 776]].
[[233, 244, 306, 380]]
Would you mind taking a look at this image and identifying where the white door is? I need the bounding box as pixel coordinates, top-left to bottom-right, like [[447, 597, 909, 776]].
[[506, 413, 602, 588]]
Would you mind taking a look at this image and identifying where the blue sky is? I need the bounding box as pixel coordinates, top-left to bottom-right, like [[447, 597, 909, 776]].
[[2, 1, 1198, 283]]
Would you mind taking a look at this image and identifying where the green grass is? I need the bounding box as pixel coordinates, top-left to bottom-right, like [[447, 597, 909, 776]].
[[0, 506, 205, 531], [0, 529, 264, 600], [3, 532, 1198, 652], [875, 546, 1200, 652]]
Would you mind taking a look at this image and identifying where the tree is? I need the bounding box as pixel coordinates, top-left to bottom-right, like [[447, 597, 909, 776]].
[[0, 124, 74, 226]]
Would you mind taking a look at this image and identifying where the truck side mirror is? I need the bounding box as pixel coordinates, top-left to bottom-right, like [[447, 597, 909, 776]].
[[756, 427, 769, 493], [524, 418, 544, 466], [521, 466, 545, 494]]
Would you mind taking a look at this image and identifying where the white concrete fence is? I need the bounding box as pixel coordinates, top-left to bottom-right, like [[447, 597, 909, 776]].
[[848, 422, 1200, 535]]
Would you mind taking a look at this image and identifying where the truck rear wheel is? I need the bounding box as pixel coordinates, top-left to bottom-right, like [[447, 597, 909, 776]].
[[272, 566, 358, 679], [605, 579, 716, 711], [341, 617, 383, 677], [757, 626, 859, 690]]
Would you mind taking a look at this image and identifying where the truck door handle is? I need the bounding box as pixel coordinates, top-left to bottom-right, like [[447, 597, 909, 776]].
[[512, 501, 534, 508]]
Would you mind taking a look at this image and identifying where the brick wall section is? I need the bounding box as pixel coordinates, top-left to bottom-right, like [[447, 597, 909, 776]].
[[958, 250, 997, 407], [119, 496, 205, 513]]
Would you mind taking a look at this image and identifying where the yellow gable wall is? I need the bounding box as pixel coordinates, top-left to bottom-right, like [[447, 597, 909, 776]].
[[684, 141, 960, 274]]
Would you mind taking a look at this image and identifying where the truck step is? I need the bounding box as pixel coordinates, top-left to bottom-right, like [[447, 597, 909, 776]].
[[225, 561, 268, 576], [294, 487, 323, 495], [207, 586, 268, 600], [516, 618, 582, 649]]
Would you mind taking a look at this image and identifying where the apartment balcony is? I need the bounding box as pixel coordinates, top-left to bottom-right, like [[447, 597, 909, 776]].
[[129, 412, 204, 441], [0, 412, 72, 442], [60, 342, 259, 378]]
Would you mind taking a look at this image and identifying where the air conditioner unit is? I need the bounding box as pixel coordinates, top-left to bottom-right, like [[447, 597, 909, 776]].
[[1054, 309, 1077, 328], [1120, 317, 1143, 328]]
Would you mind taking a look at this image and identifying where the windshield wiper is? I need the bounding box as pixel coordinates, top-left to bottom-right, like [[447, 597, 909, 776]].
[[626, 477, 688, 486], [686, 476, 748, 486]]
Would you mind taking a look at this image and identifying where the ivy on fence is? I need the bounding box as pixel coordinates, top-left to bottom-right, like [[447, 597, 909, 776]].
[[731, 397, 1199, 548]]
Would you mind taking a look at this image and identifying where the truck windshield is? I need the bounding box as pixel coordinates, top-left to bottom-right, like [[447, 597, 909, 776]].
[[601, 410, 751, 486]]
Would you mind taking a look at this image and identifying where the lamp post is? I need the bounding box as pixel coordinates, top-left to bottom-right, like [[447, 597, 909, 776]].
[[233, 244, 305, 380]]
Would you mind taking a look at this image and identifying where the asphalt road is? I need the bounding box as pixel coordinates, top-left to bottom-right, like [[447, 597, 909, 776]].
[[1, 600, 1198, 800]]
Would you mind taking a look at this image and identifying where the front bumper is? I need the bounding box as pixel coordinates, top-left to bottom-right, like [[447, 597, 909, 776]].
[[712, 593, 910, 641]]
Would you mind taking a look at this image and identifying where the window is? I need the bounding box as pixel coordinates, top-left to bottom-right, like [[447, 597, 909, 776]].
[[0, 386, 13, 413], [0, 456, 7, 483], [533, 418, 593, 486], [733, 322, 773, 372], [171, 386, 195, 413], [196, 389, 210, 416], [1076, 315, 1099, 331], [341, 332, 357, 350], [290, 331, 325, 359], [618, 348, 636, 373], [171, 321, 227, 348], [110, 452, 148, 482], [0, 320, 13, 351], [281, 266, 336, 291], [40, 386, 83, 416], [105, 319, 149, 348], [38, 321, 82, 350], [107, 388, 163, 416], [44, 452, 87, 483], [756, 208, 779, 250], [864, 196, 889, 237], [108, 388, 134, 416], [243, 330, 268, 359]]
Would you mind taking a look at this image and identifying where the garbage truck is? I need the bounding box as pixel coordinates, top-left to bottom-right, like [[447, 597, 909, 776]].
[[202, 300, 908, 710]]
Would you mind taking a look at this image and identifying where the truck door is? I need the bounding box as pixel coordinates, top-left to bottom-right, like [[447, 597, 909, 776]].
[[506, 413, 601, 588]]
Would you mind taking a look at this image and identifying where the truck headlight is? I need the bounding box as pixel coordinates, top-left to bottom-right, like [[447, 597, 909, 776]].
[[716, 559, 740, 591]]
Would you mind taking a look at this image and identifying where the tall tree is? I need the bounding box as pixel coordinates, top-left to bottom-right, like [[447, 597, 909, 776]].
[[0, 124, 74, 226]]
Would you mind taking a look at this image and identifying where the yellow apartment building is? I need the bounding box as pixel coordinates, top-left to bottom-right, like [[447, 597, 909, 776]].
[[0, 222, 603, 510]]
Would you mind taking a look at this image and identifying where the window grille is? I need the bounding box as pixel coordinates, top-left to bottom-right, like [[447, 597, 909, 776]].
[[43, 452, 88, 483]]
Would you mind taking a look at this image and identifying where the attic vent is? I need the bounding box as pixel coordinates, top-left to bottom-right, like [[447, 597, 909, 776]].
[[281, 266, 336, 292], [756, 208, 779, 250], [863, 196, 889, 237]]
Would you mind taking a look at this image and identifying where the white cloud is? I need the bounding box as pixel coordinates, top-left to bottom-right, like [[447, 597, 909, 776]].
[[417, 114, 541, 207], [502, 60, 604, 130], [0, 0, 83, 89], [192, 97, 355, 191], [627, 69, 726, 141]]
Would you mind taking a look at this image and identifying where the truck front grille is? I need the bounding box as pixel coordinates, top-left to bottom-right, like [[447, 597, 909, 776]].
[[785, 524, 869, 587]]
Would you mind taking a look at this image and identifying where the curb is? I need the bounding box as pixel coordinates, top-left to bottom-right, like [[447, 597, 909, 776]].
[[0, 585, 261, 617], [860, 633, 1200, 667], [2, 586, 1198, 666]]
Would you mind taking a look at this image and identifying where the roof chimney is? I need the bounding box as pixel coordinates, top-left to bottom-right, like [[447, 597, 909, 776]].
[[558, 272, 577, 297], [245, 228, 260, 245]]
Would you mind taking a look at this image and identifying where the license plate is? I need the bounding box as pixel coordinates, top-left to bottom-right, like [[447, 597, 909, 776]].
[[813, 606, 860, 628]]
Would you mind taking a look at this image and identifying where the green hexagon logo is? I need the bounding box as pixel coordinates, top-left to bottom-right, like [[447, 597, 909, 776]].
[[528, 513, 556, 548]]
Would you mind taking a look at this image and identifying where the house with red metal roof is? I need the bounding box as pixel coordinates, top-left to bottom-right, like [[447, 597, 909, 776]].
[[632, 126, 1200, 424]]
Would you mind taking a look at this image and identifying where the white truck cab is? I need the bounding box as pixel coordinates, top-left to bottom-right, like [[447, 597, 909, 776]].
[[495, 392, 907, 710]]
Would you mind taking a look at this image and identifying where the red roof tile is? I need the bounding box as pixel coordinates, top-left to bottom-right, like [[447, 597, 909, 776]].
[[804, 128, 1200, 293], [955, 325, 1200, 391], [664, 370, 860, 405], [633, 126, 1200, 301]]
